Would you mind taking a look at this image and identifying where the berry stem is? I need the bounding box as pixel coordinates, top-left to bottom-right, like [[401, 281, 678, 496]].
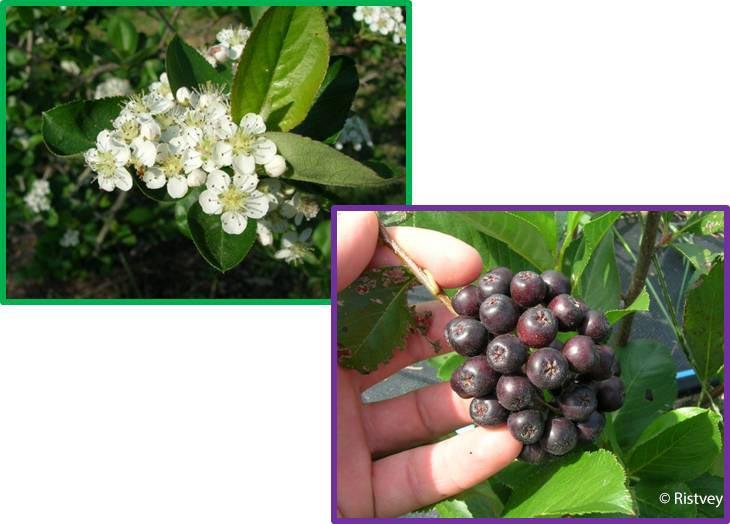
[[535, 396, 561, 415], [377, 221, 457, 316]]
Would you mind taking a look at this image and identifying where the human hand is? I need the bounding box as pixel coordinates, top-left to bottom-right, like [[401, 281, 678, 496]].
[[335, 211, 522, 518]]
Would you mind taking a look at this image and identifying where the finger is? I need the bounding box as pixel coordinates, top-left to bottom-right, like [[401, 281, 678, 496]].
[[363, 381, 472, 457], [357, 301, 455, 391], [336, 211, 379, 291], [372, 425, 522, 518], [370, 226, 483, 289]]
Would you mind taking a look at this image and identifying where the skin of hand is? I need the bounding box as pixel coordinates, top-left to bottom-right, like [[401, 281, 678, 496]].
[[336, 211, 523, 518]]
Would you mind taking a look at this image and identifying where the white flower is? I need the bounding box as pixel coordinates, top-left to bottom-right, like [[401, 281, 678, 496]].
[[59, 229, 80, 248], [353, 6, 379, 24], [256, 221, 274, 246], [264, 154, 287, 177], [354, 6, 405, 44], [274, 229, 313, 265], [84, 130, 132, 192], [24, 179, 52, 213], [280, 193, 319, 226], [142, 143, 204, 198], [194, 131, 233, 173], [149, 72, 174, 100], [216, 25, 251, 60], [229, 113, 277, 175], [94, 77, 132, 99], [198, 171, 269, 234], [206, 44, 229, 64], [60, 59, 81, 76]]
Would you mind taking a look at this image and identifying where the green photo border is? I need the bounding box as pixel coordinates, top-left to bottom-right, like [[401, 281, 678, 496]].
[[1, 0, 412, 304]]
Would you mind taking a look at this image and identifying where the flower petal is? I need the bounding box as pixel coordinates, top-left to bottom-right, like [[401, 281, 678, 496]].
[[205, 170, 230, 193], [166, 175, 188, 199], [143, 167, 166, 189], [252, 137, 277, 164], [264, 154, 287, 177], [239, 113, 266, 135], [232, 153, 255, 175], [199, 189, 223, 215], [242, 191, 269, 219], [187, 169, 206, 187], [212, 142, 232, 167], [221, 211, 248, 235], [97, 175, 115, 192], [113, 167, 133, 191], [232, 173, 258, 192]]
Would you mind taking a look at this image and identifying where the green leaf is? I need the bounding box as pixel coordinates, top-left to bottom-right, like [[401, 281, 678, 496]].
[[7, 48, 28, 66], [434, 353, 465, 382], [407, 212, 537, 273], [673, 242, 721, 275], [700, 211, 724, 235], [683, 260, 724, 384], [687, 474, 724, 517], [612, 339, 677, 451], [266, 132, 396, 188], [574, 229, 621, 311], [570, 211, 622, 285], [503, 450, 633, 517], [627, 407, 722, 481], [337, 267, 415, 373], [108, 16, 139, 57], [509, 212, 559, 258], [634, 480, 696, 517], [231, 6, 329, 130], [42, 98, 124, 157], [187, 203, 257, 272], [166, 35, 229, 93], [249, 5, 270, 26], [605, 287, 650, 324], [432, 481, 503, 518], [293, 56, 359, 141]]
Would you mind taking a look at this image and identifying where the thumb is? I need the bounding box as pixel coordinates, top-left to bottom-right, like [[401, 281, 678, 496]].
[[336, 211, 379, 291]]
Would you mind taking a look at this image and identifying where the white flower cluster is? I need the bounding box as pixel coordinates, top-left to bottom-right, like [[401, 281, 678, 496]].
[[59, 229, 80, 248], [353, 6, 406, 44], [24, 179, 51, 213], [203, 25, 252, 66], [60, 59, 81, 76], [94, 77, 132, 99], [335, 115, 374, 151]]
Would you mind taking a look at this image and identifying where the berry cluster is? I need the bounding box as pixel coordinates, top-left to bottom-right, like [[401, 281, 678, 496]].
[[446, 268, 625, 463]]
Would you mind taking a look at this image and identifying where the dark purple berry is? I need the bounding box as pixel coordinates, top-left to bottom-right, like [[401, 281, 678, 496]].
[[516, 306, 558, 348], [562, 335, 598, 373], [496, 375, 537, 411], [580, 310, 611, 342], [595, 376, 625, 412], [452, 285, 482, 318], [444, 317, 491, 357], [525, 348, 569, 389], [486, 334, 528, 374], [470, 395, 509, 426], [508, 409, 545, 444], [510, 271, 547, 307], [589, 344, 617, 380], [548, 294, 587, 331], [477, 267, 513, 301], [557, 385, 597, 421], [541, 270, 571, 301], [575, 411, 605, 443], [450, 355, 499, 399], [541, 417, 578, 456], [479, 294, 520, 335], [519, 443, 548, 464]]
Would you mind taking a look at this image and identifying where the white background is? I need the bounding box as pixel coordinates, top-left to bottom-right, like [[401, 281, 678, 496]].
[[2, 1, 730, 523]]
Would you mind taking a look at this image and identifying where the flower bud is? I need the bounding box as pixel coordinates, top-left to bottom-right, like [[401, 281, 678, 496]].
[[264, 155, 287, 177]]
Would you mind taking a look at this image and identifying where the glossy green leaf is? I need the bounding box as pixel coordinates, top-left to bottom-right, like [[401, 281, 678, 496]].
[[509, 212, 559, 257], [293, 56, 359, 140], [634, 481, 696, 517], [266, 132, 396, 188], [627, 407, 722, 481], [108, 16, 138, 57], [407, 212, 537, 273], [570, 211, 621, 285], [432, 480, 503, 518], [187, 203, 257, 272], [503, 450, 633, 517], [612, 339, 677, 451], [673, 242, 721, 275], [166, 35, 229, 93], [42, 97, 125, 157], [605, 287, 650, 324], [337, 267, 415, 373], [231, 6, 329, 130], [249, 5, 270, 26], [700, 211, 724, 235], [687, 474, 724, 517], [435, 353, 465, 382], [683, 260, 724, 384], [574, 229, 621, 311]]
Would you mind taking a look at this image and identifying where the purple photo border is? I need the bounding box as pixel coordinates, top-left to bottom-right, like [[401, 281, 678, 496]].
[[330, 204, 729, 523]]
